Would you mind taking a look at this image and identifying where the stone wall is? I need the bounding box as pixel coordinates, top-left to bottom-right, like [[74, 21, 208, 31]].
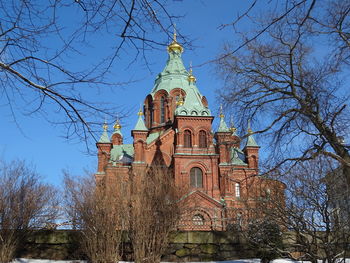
[[18, 230, 83, 260], [18, 230, 256, 261], [163, 231, 254, 262]]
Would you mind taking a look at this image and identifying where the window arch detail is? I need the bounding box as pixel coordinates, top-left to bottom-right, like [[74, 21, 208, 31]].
[[184, 130, 192, 148], [235, 183, 240, 198], [190, 167, 203, 188], [160, 96, 165, 123], [199, 130, 207, 148], [192, 214, 204, 225]]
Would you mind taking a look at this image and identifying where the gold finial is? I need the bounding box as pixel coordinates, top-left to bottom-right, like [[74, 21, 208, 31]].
[[167, 24, 184, 53], [173, 24, 177, 42], [103, 120, 108, 131], [137, 104, 144, 116], [219, 105, 224, 118], [188, 61, 197, 83], [113, 118, 121, 130], [176, 93, 184, 106], [229, 116, 237, 133], [247, 119, 253, 134]]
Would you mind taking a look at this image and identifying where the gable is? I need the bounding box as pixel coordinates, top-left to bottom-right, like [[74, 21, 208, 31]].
[[180, 190, 223, 209]]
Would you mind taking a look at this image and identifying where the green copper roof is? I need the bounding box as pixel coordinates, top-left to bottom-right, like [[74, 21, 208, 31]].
[[245, 120, 259, 147], [110, 144, 134, 163], [246, 134, 259, 147], [146, 131, 162, 144], [112, 119, 123, 136], [218, 116, 230, 132], [230, 147, 247, 165], [98, 129, 110, 143], [151, 51, 187, 97], [112, 127, 122, 137], [175, 83, 211, 116], [229, 116, 238, 136], [133, 114, 148, 131]]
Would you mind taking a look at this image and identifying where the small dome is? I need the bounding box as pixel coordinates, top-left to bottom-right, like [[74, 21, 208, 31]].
[[188, 68, 196, 83], [167, 30, 183, 54], [168, 42, 183, 53]]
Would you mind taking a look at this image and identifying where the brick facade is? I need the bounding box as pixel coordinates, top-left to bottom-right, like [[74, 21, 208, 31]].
[[95, 36, 284, 231]]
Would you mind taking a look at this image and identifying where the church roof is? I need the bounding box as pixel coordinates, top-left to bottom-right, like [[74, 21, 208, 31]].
[[112, 119, 122, 136], [146, 131, 162, 144], [133, 110, 148, 131], [150, 35, 211, 117], [230, 147, 247, 165], [216, 105, 230, 132], [151, 51, 202, 97], [218, 116, 229, 132], [245, 120, 259, 148], [98, 122, 110, 143], [175, 82, 211, 116], [110, 144, 134, 163], [246, 134, 259, 147]]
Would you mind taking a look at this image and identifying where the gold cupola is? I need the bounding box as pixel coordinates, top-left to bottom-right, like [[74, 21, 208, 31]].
[[167, 27, 183, 54], [188, 62, 196, 83], [113, 118, 122, 130]]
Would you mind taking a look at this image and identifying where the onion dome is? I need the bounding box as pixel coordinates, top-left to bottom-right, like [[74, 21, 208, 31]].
[[167, 28, 183, 54], [188, 63, 197, 83], [113, 118, 122, 136]]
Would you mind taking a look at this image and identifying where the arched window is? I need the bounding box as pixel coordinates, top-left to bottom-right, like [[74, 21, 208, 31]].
[[184, 130, 192, 148], [199, 130, 207, 148], [150, 105, 153, 126], [160, 96, 165, 123], [192, 214, 204, 225], [190, 167, 203, 188], [235, 183, 240, 198]]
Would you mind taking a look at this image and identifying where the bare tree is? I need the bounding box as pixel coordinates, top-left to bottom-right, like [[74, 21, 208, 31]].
[[64, 172, 129, 263], [0, 0, 183, 143], [216, 0, 350, 184], [252, 157, 350, 263], [0, 159, 59, 262], [129, 165, 182, 263]]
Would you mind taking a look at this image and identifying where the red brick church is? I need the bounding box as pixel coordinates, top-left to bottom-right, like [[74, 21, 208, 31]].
[[95, 33, 284, 231]]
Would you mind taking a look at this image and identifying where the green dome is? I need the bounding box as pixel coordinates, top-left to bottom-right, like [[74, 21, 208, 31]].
[[151, 48, 211, 117]]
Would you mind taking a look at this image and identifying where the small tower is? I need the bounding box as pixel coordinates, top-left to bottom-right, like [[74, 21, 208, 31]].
[[111, 118, 123, 145], [215, 106, 231, 164], [243, 120, 260, 169], [132, 108, 148, 164], [96, 121, 112, 175]]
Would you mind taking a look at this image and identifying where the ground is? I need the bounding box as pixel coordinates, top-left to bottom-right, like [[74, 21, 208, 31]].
[[12, 259, 350, 263]]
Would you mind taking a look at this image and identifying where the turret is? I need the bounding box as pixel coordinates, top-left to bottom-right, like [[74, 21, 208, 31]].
[[229, 116, 241, 147], [214, 106, 231, 164], [243, 120, 260, 169], [96, 121, 112, 174], [111, 118, 123, 145], [132, 109, 148, 163]]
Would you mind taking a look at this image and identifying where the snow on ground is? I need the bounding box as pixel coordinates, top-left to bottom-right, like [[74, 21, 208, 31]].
[[12, 259, 350, 263]]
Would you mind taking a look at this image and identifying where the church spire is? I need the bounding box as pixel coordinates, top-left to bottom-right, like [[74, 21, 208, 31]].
[[245, 119, 259, 147], [229, 115, 238, 136], [217, 105, 229, 132], [133, 107, 148, 131], [98, 120, 110, 143]]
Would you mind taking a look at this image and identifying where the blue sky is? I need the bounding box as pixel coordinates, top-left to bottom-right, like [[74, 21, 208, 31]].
[[0, 1, 262, 187]]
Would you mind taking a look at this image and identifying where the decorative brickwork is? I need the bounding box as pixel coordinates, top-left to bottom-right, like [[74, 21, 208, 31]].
[[95, 37, 285, 231]]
